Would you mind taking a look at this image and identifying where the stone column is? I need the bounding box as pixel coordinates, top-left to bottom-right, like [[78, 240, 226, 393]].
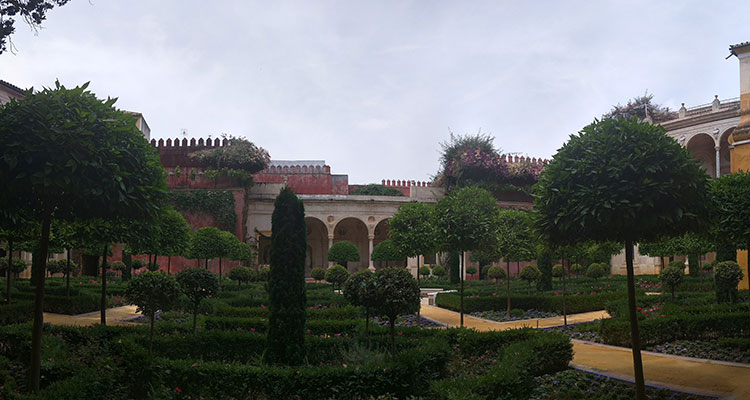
[[715, 145, 721, 178], [368, 235, 375, 271], [729, 42, 750, 290], [328, 235, 334, 268]]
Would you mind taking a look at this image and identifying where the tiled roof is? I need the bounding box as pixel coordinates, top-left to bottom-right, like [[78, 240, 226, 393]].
[[728, 41, 750, 58], [0, 80, 26, 96]]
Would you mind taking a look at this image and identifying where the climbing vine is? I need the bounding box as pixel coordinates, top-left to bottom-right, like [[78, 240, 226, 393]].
[[169, 190, 236, 232]]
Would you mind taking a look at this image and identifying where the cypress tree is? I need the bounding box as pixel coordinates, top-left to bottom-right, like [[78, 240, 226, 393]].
[[536, 247, 553, 291], [449, 251, 460, 284], [266, 187, 307, 365]]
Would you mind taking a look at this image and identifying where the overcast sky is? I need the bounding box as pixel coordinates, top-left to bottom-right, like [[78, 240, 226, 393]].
[[0, 1, 746, 184]]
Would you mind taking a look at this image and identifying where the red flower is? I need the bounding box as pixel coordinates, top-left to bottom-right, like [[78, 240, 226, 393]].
[[636, 307, 642, 311], [250, 328, 256, 332], [260, 304, 266, 309], [175, 387, 182, 393]]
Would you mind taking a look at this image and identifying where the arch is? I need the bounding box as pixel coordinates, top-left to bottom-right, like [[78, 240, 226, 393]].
[[720, 128, 733, 177], [333, 217, 369, 272], [305, 217, 328, 275], [686, 133, 717, 178]]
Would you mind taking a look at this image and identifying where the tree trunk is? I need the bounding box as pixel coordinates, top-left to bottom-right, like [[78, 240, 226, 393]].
[[167, 256, 171, 275], [5, 239, 12, 304], [29, 213, 52, 393], [625, 239, 646, 400], [219, 257, 222, 282], [506, 260, 511, 318], [193, 302, 199, 334], [416, 255, 421, 327], [365, 306, 370, 347], [100, 244, 108, 326], [459, 252, 464, 327], [65, 248, 71, 297], [562, 262, 568, 327], [149, 313, 155, 356], [148, 254, 152, 269], [390, 317, 396, 359], [205, 258, 208, 270], [153, 254, 158, 270]]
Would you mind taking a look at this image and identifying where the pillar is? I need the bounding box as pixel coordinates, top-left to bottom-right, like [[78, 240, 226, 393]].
[[368, 235, 375, 271], [328, 235, 334, 268], [729, 42, 750, 290], [715, 145, 721, 178]]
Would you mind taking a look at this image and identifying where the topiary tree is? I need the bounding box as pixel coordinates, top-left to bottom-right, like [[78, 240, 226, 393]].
[[370, 239, 404, 268], [310, 267, 325, 281], [586, 263, 606, 281], [229, 241, 254, 267], [328, 241, 360, 270], [533, 117, 711, 400], [710, 171, 750, 293], [124, 271, 180, 355], [372, 267, 420, 358], [0, 257, 27, 276], [342, 270, 376, 338], [487, 265, 506, 285], [496, 209, 535, 318], [435, 186, 500, 327], [536, 246, 554, 291], [258, 266, 270, 282], [700, 260, 715, 274], [188, 226, 224, 270], [571, 263, 586, 277], [659, 267, 684, 300], [714, 261, 744, 304], [419, 266, 431, 279], [266, 187, 307, 365], [432, 265, 446, 279], [520, 265, 541, 291], [465, 265, 478, 278], [325, 264, 349, 290], [228, 266, 255, 287], [668, 260, 686, 271], [551, 264, 565, 279], [110, 261, 127, 278], [176, 268, 220, 333]]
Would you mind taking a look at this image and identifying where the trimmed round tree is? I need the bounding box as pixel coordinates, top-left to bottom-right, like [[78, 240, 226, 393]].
[[266, 186, 307, 365], [325, 264, 349, 290], [668, 260, 686, 271], [124, 271, 180, 355], [487, 265, 506, 284], [496, 209, 535, 317], [228, 266, 255, 286], [520, 265, 541, 291], [533, 117, 711, 400], [328, 241, 360, 270], [188, 226, 224, 270], [551, 264, 565, 279], [310, 267, 326, 281], [714, 261, 744, 303], [342, 269, 376, 337], [432, 265, 447, 279], [586, 263, 606, 281], [659, 267, 684, 300], [372, 267, 420, 358], [435, 186, 500, 327], [465, 265, 478, 277], [371, 239, 404, 268], [176, 268, 220, 333], [0, 82, 168, 392], [571, 263, 586, 277], [710, 171, 750, 286], [419, 266, 431, 278]]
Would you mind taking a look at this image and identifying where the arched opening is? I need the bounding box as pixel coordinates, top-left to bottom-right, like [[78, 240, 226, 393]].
[[333, 217, 369, 272], [720, 128, 733, 177], [305, 217, 328, 275], [686, 133, 717, 178]]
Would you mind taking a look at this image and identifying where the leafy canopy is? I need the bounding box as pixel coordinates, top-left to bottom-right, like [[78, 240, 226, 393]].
[[189, 136, 270, 185], [124, 271, 180, 317], [370, 239, 404, 262], [389, 202, 437, 257], [533, 117, 711, 244], [710, 171, 750, 249], [435, 186, 500, 253], [496, 209, 535, 262], [176, 268, 220, 307], [0, 0, 71, 54], [328, 241, 360, 264]]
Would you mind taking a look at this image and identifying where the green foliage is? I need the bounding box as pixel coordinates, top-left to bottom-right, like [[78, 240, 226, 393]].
[[177, 268, 220, 332], [188, 135, 270, 185], [570, 263, 586, 276], [0, 257, 27, 274], [668, 260, 686, 270], [435, 186, 500, 253], [228, 266, 256, 285], [124, 271, 180, 318], [0, 0, 72, 54], [496, 209, 535, 262], [389, 202, 437, 258], [536, 246, 553, 291], [551, 264, 565, 278], [465, 265, 478, 275], [487, 265, 506, 282], [229, 241, 253, 264], [169, 190, 236, 232], [602, 92, 677, 123], [325, 265, 350, 288], [585, 263, 606, 280], [328, 241, 360, 267], [659, 267, 684, 298], [419, 266, 431, 277], [267, 186, 307, 365], [188, 226, 224, 261], [109, 261, 126, 273], [436, 291, 625, 315], [372, 267, 421, 356], [448, 251, 460, 284], [370, 239, 404, 263], [350, 184, 404, 196], [342, 269, 374, 307], [714, 261, 744, 303], [533, 117, 711, 245], [258, 266, 270, 281], [432, 265, 446, 278], [520, 265, 541, 284], [310, 267, 326, 281]]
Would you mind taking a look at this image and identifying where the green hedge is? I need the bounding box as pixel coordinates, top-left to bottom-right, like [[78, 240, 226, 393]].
[[436, 292, 625, 314], [12, 291, 101, 315], [600, 312, 750, 346], [0, 301, 34, 325], [204, 316, 361, 335], [213, 304, 362, 320]]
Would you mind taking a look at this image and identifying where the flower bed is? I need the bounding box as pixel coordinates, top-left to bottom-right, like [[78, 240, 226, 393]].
[[645, 339, 750, 364], [470, 309, 559, 322], [436, 291, 625, 314]]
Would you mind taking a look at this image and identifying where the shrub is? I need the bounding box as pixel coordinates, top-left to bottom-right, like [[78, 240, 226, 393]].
[[519, 265, 541, 288], [131, 259, 144, 271], [551, 264, 565, 278], [700, 260, 715, 273], [258, 266, 270, 281], [0, 258, 27, 274], [124, 271, 181, 354], [435, 291, 625, 314], [715, 261, 744, 303], [571, 263, 586, 276], [585, 263, 606, 280], [432, 265, 446, 278], [487, 266, 506, 283], [328, 241, 360, 269], [419, 266, 431, 278], [372, 267, 421, 357], [668, 260, 686, 271], [465, 265, 478, 277], [176, 268, 220, 333], [659, 267, 684, 299], [325, 265, 349, 289], [146, 262, 160, 272], [310, 267, 326, 281], [0, 301, 34, 324], [109, 261, 127, 273], [228, 266, 255, 286]]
